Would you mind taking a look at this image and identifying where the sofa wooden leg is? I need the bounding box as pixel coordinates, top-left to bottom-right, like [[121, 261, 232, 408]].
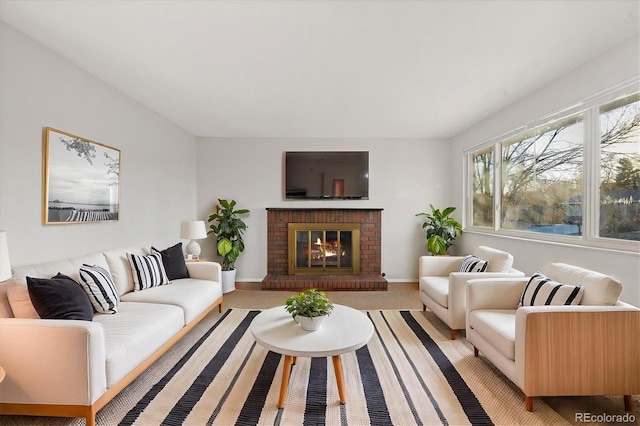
[[422, 304, 426, 311], [473, 346, 478, 357], [624, 394, 632, 411], [450, 329, 457, 340], [525, 395, 533, 412]]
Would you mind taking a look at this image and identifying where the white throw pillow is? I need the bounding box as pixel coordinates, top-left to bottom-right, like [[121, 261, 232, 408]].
[[520, 272, 584, 307]]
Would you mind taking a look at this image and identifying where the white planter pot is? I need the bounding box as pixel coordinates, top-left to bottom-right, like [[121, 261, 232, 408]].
[[297, 315, 326, 331], [221, 269, 236, 294]]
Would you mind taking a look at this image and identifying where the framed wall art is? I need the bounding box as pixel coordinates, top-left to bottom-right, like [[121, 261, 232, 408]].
[[44, 127, 121, 224]]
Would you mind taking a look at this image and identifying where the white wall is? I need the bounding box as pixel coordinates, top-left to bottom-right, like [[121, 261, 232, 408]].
[[196, 138, 451, 282], [0, 22, 198, 267], [450, 36, 640, 306]]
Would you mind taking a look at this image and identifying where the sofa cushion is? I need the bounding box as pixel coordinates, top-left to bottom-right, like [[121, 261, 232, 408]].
[[459, 255, 488, 272], [473, 246, 513, 272], [519, 272, 584, 306], [79, 264, 120, 314], [468, 309, 517, 360], [8, 252, 108, 319], [120, 278, 222, 323], [27, 273, 93, 321], [126, 252, 169, 291], [420, 276, 449, 308], [151, 242, 190, 281], [545, 263, 621, 306], [103, 247, 148, 296], [93, 302, 184, 387]]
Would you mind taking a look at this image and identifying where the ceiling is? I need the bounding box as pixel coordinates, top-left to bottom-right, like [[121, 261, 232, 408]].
[[1, 1, 638, 139]]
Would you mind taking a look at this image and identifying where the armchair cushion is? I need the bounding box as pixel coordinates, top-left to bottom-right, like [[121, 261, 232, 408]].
[[473, 246, 513, 272], [420, 276, 449, 308], [459, 255, 488, 272], [545, 263, 621, 306], [519, 272, 584, 307], [468, 309, 517, 360]]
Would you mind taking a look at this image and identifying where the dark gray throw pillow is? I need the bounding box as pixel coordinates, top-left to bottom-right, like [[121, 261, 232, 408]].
[[27, 273, 93, 321], [152, 242, 190, 281]]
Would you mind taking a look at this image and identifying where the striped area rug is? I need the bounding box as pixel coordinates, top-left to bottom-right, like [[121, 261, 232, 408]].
[[115, 309, 572, 426]]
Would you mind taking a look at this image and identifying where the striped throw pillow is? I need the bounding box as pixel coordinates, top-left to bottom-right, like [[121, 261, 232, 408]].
[[127, 252, 170, 291], [519, 272, 584, 307], [79, 264, 119, 314], [458, 255, 488, 272]]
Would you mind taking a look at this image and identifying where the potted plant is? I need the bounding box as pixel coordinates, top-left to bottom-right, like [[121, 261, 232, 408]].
[[284, 289, 334, 331], [416, 204, 463, 256], [207, 198, 250, 293]]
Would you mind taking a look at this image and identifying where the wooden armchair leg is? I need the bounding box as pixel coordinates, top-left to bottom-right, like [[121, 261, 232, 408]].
[[525, 395, 533, 411], [450, 329, 457, 340], [473, 346, 478, 357], [624, 395, 632, 411]]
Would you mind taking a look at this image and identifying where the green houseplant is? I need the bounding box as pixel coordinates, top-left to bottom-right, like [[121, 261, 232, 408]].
[[416, 204, 463, 256], [284, 289, 334, 331], [207, 199, 250, 292]]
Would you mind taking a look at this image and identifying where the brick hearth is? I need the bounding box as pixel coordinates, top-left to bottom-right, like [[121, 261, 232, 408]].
[[262, 208, 387, 291]]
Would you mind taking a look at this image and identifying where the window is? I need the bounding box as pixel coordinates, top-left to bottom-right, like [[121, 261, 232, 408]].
[[599, 94, 640, 241], [467, 87, 639, 250], [502, 115, 583, 235], [472, 148, 494, 227]]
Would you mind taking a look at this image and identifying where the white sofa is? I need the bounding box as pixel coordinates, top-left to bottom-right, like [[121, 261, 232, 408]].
[[419, 246, 524, 339], [0, 246, 223, 425], [466, 263, 640, 411]]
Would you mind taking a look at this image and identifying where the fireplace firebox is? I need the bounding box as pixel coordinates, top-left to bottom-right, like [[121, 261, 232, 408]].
[[262, 208, 386, 290], [288, 223, 360, 275]]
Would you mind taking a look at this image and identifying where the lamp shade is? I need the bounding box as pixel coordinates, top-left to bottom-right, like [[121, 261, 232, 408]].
[[180, 221, 207, 240], [0, 231, 12, 282]]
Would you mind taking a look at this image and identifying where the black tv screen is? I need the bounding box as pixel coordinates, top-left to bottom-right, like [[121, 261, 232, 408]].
[[285, 151, 369, 200]]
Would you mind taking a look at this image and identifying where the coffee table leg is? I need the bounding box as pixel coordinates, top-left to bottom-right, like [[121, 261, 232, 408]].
[[332, 355, 346, 404], [278, 355, 294, 408]]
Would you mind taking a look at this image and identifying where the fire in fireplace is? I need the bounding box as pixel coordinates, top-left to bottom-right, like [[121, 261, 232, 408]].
[[288, 223, 360, 275]]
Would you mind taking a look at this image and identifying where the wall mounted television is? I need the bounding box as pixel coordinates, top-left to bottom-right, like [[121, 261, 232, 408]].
[[285, 151, 369, 200]]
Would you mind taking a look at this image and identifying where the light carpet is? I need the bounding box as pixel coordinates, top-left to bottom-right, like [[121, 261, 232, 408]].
[[112, 309, 568, 425], [2, 309, 636, 425]]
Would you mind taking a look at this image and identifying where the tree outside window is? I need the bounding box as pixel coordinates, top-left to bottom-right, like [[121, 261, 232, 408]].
[[599, 94, 640, 241], [472, 149, 494, 227], [501, 116, 584, 235]]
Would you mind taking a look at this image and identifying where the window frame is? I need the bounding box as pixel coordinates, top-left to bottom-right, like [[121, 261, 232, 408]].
[[464, 80, 640, 254]]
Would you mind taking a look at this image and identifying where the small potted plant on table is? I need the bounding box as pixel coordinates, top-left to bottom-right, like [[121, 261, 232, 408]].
[[284, 289, 334, 331]]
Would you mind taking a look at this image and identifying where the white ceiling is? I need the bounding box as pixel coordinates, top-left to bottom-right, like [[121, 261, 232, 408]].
[[1, 1, 639, 139]]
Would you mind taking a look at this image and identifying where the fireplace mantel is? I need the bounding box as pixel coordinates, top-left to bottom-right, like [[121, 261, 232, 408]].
[[266, 207, 384, 211], [262, 208, 386, 290]]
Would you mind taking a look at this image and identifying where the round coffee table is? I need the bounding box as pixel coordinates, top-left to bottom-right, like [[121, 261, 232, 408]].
[[250, 304, 374, 408]]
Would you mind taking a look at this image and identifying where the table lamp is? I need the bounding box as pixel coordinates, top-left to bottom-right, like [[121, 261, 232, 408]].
[[180, 221, 207, 258], [0, 230, 12, 282]]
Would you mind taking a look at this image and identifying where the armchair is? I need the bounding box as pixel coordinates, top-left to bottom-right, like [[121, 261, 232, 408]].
[[466, 263, 640, 411], [418, 245, 524, 339]]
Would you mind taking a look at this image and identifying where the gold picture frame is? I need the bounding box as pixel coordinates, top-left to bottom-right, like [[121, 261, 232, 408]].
[[44, 127, 120, 224]]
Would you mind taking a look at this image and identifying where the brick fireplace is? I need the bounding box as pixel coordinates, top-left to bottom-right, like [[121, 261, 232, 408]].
[[261, 208, 387, 290]]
